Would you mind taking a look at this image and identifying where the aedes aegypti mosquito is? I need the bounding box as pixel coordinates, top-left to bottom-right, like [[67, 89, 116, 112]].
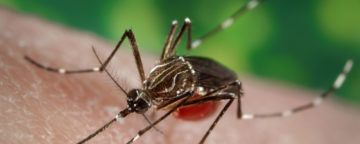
[[25, 0, 353, 143]]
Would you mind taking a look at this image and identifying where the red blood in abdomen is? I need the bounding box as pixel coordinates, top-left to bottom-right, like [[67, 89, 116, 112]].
[[172, 94, 218, 121]]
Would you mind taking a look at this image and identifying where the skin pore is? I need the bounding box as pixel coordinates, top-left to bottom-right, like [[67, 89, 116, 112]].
[[1, 8, 360, 144]]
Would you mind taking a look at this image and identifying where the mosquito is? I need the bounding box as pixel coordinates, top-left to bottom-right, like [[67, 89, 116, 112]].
[[24, 0, 353, 143]]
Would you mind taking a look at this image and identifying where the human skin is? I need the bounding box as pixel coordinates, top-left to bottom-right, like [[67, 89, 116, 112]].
[[1, 8, 360, 144]]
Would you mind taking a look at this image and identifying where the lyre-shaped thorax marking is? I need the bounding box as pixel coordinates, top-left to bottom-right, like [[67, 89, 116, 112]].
[[144, 56, 196, 100]]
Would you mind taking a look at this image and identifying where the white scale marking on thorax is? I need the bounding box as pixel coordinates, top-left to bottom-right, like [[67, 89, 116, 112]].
[[148, 60, 186, 90], [149, 57, 179, 74], [158, 70, 189, 93]]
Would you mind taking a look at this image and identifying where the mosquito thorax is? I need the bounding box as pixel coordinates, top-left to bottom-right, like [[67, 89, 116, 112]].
[[127, 89, 152, 114]]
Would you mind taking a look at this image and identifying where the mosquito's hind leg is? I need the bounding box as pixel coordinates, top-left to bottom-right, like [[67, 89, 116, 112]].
[[240, 60, 353, 120], [191, 0, 266, 49]]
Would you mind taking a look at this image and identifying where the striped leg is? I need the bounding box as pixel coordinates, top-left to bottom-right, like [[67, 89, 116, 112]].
[[25, 30, 146, 82], [160, 20, 178, 60], [191, 0, 266, 49], [184, 80, 244, 118], [241, 60, 353, 120], [179, 81, 243, 144], [164, 18, 192, 58], [77, 108, 132, 144]]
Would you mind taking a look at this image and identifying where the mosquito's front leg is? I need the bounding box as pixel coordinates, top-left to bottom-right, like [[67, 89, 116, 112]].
[[25, 29, 146, 83]]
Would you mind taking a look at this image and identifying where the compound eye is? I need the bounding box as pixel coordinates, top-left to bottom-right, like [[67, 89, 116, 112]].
[[127, 89, 152, 114], [134, 96, 151, 113], [127, 89, 138, 101]]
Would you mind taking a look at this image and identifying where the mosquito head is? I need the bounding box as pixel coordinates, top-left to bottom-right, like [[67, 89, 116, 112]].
[[127, 89, 152, 114]]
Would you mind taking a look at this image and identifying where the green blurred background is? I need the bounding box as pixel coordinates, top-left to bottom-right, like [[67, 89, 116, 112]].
[[1, 0, 359, 106]]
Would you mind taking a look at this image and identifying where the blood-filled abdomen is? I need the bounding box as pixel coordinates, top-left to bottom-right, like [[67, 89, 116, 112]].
[[172, 94, 218, 121]]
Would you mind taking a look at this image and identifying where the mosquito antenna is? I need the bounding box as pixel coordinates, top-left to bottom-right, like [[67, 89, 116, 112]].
[[77, 108, 132, 144], [92, 46, 128, 95]]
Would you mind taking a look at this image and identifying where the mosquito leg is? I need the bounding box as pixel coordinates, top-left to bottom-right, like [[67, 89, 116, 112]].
[[240, 60, 353, 120], [77, 118, 116, 144], [167, 18, 192, 57], [169, 82, 241, 144], [182, 94, 234, 106], [156, 90, 195, 110], [199, 98, 234, 144], [191, 0, 266, 49], [25, 30, 146, 83], [125, 30, 146, 83], [180, 80, 244, 143], [183, 80, 244, 118], [236, 81, 244, 118], [77, 108, 132, 144], [24, 56, 101, 74], [198, 80, 243, 119], [160, 20, 178, 60], [180, 79, 242, 101], [126, 92, 193, 144], [178, 93, 237, 144]]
